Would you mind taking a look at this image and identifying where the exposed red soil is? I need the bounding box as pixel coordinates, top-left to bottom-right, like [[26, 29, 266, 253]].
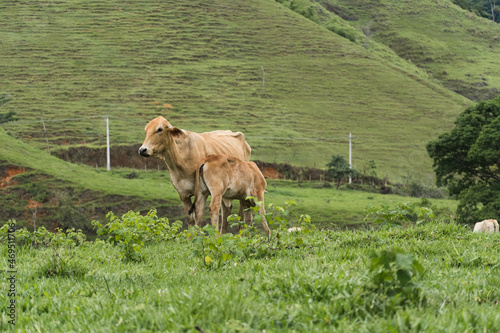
[[0, 166, 26, 188]]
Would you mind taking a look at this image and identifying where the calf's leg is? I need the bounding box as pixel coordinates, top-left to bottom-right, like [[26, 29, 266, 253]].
[[221, 199, 232, 234], [257, 192, 270, 235], [209, 193, 223, 233]]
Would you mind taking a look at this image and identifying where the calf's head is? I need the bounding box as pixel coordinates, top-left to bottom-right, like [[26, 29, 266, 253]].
[[138, 116, 184, 157]]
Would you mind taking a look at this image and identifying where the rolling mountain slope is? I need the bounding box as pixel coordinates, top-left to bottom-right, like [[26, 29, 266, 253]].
[[314, 0, 500, 100], [1, 0, 470, 180]]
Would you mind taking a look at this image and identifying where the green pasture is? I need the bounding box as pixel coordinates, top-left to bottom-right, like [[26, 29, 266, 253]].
[[266, 180, 457, 227], [1, 222, 499, 332]]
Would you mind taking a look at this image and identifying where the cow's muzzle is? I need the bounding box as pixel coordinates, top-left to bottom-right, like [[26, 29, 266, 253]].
[[138, 147, 150, 157]]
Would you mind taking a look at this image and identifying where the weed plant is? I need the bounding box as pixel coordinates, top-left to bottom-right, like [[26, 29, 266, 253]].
[[92, 209, 182, 261], [186, 200, 314, 269]]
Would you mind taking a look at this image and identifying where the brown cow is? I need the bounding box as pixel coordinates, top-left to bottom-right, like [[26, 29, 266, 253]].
[[189, 154, 270, 235], [138, 116, 251, 227]]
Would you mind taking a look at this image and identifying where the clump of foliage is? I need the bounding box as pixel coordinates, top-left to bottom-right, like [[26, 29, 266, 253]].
[[186, 200, 314, 269], [427, 96, 500, 224], [365, 248, 425, 309], [365, 201, 435, 227], [325, 24, 357, 43], [274, 0, 320, 23], [274, 0, 359, 42], [0, 111, 17, 124], [0, 220, 86, 247], [39, 246, 89, 278], [326, 154, 358, 189], [92, 209, 182, 262], [363, 159, 378, 178], [0, 220, 89, 277]]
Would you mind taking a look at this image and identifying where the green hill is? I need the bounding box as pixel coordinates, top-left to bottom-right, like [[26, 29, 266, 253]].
[[307, 0, 500, 100], [0, 0, 473, 180]]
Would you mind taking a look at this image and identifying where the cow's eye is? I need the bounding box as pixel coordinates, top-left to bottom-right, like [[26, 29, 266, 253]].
[[156, 127, 163, 133]]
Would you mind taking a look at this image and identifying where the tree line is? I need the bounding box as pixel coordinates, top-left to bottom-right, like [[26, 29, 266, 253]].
[[427, 95, 500, 224], [453, 0, 499, 23]]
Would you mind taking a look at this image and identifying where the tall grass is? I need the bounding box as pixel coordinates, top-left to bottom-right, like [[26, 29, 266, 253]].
[[1, 221, 499, 332]]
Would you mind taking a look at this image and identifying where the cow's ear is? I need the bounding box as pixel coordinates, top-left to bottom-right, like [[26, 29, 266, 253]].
[[162, 118, 173, 129], [167, 127, 185, 138]]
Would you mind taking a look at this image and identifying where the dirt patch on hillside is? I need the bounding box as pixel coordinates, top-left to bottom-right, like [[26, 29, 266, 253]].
[[0, 166, 26, 188]]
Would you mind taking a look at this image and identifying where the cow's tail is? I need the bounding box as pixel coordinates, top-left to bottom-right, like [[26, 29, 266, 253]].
[[189, 163, 206, 216], [188, 203, 195, 216]]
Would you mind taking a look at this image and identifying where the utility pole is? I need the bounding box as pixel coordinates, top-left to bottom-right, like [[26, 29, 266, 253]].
[[40, 113, 50, 154], [260, 66, 265, 89], [349, 132, 352, 184], [106, 116, 110, 171]]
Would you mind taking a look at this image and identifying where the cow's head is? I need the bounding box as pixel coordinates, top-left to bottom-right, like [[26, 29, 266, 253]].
[[138, 116, 185, 157]]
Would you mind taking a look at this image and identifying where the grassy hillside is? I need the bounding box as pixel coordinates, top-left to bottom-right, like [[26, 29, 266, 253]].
[[0, 0, 471, 180], [313, 0, 500, 100]]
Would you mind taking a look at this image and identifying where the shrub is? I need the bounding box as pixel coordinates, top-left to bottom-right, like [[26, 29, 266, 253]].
[[365, 248, 425, 309], [365, 201, 434, 227], [92, 209, 182, 261], [326, 25, 357, 42], [39, 247, 88, 278], [186, 200, 314, 269], [326, 154, 358, 189], [0, 220, 86, 248]]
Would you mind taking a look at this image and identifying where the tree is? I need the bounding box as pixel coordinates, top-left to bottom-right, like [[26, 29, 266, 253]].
[[326, 154, 357, 189], [426, 96, 500, 224], [452, 0, 499, 23], [490, 0, 498, 21]]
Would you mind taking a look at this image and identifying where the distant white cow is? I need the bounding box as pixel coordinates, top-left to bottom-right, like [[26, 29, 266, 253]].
[[473, 219, 499, 233]]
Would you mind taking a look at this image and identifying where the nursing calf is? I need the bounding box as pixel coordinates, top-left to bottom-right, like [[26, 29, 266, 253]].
[[189, 154, 270, 235]]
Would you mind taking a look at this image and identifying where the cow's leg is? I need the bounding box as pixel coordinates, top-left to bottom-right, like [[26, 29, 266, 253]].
[[221, 198, 232, 234], [257, 192, 270, 235], [238, 200, 244, 228], [240, 200, 253, 225], [209, 193, 222, 233], [180, 196, 196, 229], [192, 192, 209, 228]]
